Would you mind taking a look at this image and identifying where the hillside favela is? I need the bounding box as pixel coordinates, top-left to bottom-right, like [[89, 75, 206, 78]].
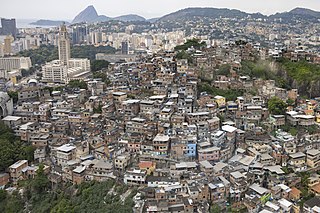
[[1, 1, 320, 212]]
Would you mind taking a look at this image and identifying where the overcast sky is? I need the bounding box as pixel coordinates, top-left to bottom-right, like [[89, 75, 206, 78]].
[[1, 0, 320, 20]]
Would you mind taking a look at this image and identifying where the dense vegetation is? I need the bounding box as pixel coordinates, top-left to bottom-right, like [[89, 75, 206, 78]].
[[239, 60, 290, 89], [277, 58, 320, 97], [279, 59, 320, 83], [92, 72, 111, 86], [216, 64, 231, 76], [0, 177, 135, 213], [174, 38, 206, 51], [18, 45, 116, 65], [176, 50, 193, 63], [267, 96, 287, 115], [0, 120, 134, 213], [7, 91, 18, 104], [198, 82, 244, 101], [68, 80, 88, 89], [91, 60, 110, 72], [21, 67, 37, 77], [71, 45, 116, 61], [18, 45, 58, 65], [0, 122, 35, 172], [239, 59, 320, 97]]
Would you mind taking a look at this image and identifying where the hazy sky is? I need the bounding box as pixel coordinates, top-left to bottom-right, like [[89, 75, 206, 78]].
[[1, 0, 320, 20]]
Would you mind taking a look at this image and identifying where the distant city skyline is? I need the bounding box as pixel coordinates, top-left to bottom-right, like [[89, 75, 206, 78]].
[[1, 0, 320, 20]]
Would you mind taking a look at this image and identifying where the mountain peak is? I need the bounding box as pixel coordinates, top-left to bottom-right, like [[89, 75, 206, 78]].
[[72, 5, 147, 24], [72, 5, 99, 24]]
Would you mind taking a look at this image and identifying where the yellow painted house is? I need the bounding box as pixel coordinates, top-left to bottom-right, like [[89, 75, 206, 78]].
[[214, 95, 226, 108], [307, 100, 317, 110], [316, 114, 320, 123]]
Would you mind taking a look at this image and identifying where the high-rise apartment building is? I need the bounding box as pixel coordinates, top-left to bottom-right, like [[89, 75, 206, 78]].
[[58, 23, 71, 67], [1, 18, 17, 39]]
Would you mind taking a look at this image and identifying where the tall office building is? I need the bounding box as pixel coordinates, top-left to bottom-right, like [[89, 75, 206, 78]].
[[1, 18, 17, 39], [0, 43, 4, 57], [3, 36, 13, 55], [72, 26, 87, 44], [58, 23, 71, 67], [121, 41, 129, 55], [42, 24, 91, 84]]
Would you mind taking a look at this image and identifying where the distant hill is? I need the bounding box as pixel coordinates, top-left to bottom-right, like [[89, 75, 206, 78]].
[[157, 7, 257, 22], [156, 7, 320, 23], [270, 7, 320, 21], [30, 19, 70, 26], [113, 14, 146, 22], [70, 6, 320, 25]]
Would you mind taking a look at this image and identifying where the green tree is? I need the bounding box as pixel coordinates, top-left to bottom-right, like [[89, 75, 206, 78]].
[[32, 164, 49, 193], [197, 82, 244, 101], [0, 190, 7, 202], [174, 38, 206, 51], [210, 204, 221, 213], [0, 122, 34, 172], [217, 64, 231, 76], [0, 191, 24, 213], [71, 45, 116, 60], [18, 44, 58, 65], [267, 97, 287, 115], [68, 80, 88, 89], [92, 72, 111, 86], [176, 50, 193, 64], [289, 127, 298, 136], [18, 44, 116, 65], [286, 98, 295, 106], [93, 104, 102, 113], [7, 91, 18, 104], [21, 145, 36, 162], [91, 60, 110, 72], [50, 198, 74, 213]]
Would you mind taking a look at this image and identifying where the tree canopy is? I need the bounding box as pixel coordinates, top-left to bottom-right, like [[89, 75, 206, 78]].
[[91, 60, 110, 72], [216, 64, 231, 76], [7, 91, 18, 104], [0, 180, 136, 213], [92, 72, 111, 86], [174, 38, 206, 51], [17, 45, 116, 65], [279, 58, 320, 83], [71, 45, 116, 60], [210, 204, 221, 213], [68, 80, 88, 90], [0, 122, 35, 172], [176, 50, 193, 64], [198, 82, 244, 101], [267, 96, 287, 115]]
